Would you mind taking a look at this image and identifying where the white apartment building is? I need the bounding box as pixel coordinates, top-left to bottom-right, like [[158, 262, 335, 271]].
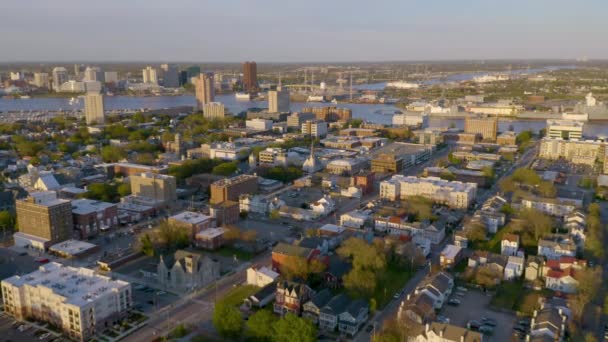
[[246, 118, 273, 131], [546, 120, 584, 140], [84, 82, 105, 125], [538, 138, 605, 166], [340, 210, 371, 229], [209, 142, 250, 161], [2, 263, 131, 342], [302, 120, 328, 138], [142, 66, 158, 84], [392, 113, 429, 127], [258, 148, 300, 166], [379, 176, 477, 209], [521, 197, 578, 217]]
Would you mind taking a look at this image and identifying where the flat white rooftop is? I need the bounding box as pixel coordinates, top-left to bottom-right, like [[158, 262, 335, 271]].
[[196, 227, 225, 239], [170, 211, 212, 225], [2, 262, 129, 307], [71, 199, 116, 215], [49, 239, 98, 256]]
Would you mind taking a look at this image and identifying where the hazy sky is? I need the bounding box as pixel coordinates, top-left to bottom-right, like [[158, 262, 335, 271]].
[[1, 0, 606, 62]]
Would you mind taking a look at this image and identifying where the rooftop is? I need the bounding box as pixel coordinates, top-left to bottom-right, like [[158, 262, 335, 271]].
[[196, 227, 225, 239], [71, 199, 116, 215], [170, 211, 213, 225], [2, 262, 130, 307], [49, 239, 98, 256]]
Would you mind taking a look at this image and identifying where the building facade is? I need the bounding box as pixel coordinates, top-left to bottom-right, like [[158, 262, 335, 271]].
[[15, 192, 73, 248], [464, 115, 498, 141], [195, 72, 215, 110]]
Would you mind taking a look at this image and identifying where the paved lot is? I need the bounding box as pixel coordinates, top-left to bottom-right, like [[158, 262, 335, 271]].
[[0, 313, 62, 342], [0, 248, 39, 280], [440, 289, 516, 341]]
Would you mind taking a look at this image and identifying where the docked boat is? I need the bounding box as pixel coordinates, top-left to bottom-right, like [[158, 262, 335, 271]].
[[307, 95, 325, 102], [235, 92, 251, 100], [385, 81, 420, 89]]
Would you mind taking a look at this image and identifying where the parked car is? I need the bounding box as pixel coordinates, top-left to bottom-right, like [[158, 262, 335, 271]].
[[448, 299, 461, 306], [35, 257, 49, 264], [467, 321, 481, 330], [481, 318, 497, 326], [393, 293, 400, 299], [479, 326, 494, 335], [437, 315, 450, 324]]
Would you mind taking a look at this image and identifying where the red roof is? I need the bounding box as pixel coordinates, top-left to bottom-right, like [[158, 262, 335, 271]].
[[502, 233, 520, 243]]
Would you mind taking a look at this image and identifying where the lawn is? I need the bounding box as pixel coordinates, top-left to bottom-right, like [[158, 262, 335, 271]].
[[219, 285, 260, 307], [373, 264, 413, 309], [215, 246, 254, 261], [490, 281, 551, 316]]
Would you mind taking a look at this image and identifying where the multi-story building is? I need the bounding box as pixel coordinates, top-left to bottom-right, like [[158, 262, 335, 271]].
[[142, 66, 158, 85], [84, 81, 105, 125], [130, 172, 177, 206], [52, 67, 68, 91], [301, 106, 352, 122], [202, 102, 225, 119], [496, 131, 517, 145], [210, 174, 259, 205], [209, 200, 240, 225], [546, 119, 584, 140], [243, 61, 258, 92], [414, 128, 445, 146], [302, 120, 328, 138], [325, 159, 367, 176], [168, 211, 215, 239], [104, 71, 118, 84], [274, 281, 312, 315], [464, 115, 498, 141], [521, 195, 578, 217], [71, 199, 118, 239], [246, 118, 273, 131], [160, 63, 179, 88], [392, 113, 429, 127], [208, 142, 250, 161], [352, 172, 374, 195], [287, 112, 316, 128], [268, 88, 290, 113], [112, 163, 168, 177], [1, 263, 131, 342], [33, 72, 50, 89], [371, 142, 434, 174], [380, 176, 477, 209], [258, 148, 300, 166], [539, 137, 605, 166], [194, 72, 215, 110], [14, 192, 73, 250]]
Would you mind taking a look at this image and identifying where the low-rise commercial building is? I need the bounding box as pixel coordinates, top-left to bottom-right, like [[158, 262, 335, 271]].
[[302, 120, 328, 138], [71, 199, 118, 239], [371, 142, 434, 174], [210, 174, 259, 205], [546, 119, 584, 140]]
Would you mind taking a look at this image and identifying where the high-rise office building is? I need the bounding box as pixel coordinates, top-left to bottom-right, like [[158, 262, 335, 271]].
[[142, 66, 158, 84], [104, 71, 119, 84], [83, 66, 104, 82], [243, 61, 258, 93], [268, 87, 290, 113], [14, 192, 73, 249], [186, 66, 201, 83], [52, 67, 68, 91], [33, 72, 49, 89], [464, 115, 498, 141], [84, 81, 105, 125], [194, 72, 215, 111], [161, 64, 180, 88]]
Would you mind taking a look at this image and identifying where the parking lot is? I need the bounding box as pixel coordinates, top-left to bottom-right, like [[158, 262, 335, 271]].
[[0, 313, 63, 342], [440, 288, 517, 341]]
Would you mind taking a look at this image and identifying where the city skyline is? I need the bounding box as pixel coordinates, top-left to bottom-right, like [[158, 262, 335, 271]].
[[1, 0, 607, 62]]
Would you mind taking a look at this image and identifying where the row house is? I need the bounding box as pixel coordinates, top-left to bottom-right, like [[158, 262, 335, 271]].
[[374, 216, 446, 244], [564, 211, 586, 247], [537, 236, 577, 260], [500, 233, 520, 256], [273, 281, 313, 315], [413, 272, 454, 309]]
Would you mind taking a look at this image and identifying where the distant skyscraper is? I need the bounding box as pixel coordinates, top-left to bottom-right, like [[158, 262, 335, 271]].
[[104, 71, 119, 84], [33, 73, 49, 89], [194, 72, 215, 111], [83, 66, 103, 82], [10, 72, 22, 81], [243, 61, 258, 93], [84, 81, 105, 125], [142, 66, 158, 84], [52, 67, 68, 92], [161, 64, 179, 88], [268, 87, 290, 113]]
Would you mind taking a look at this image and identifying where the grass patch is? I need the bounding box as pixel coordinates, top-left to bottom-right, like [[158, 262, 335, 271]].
[[215, 246, 254, 261], [219, 285, 260, 307], [373, 263, 413, 309]]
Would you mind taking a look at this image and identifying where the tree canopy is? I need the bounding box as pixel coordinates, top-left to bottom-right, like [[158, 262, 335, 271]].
[[272, 313, 317, 342], [212, 304, 244, 339]]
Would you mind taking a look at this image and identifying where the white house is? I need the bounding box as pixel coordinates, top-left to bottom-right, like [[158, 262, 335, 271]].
[[537, 238, 577, 260], [504, 256, 524, 280], [500, 234, 520, 256], [246, 266, 279, 287], [545, 268, 578, 294], [339, 210, 370, 229]]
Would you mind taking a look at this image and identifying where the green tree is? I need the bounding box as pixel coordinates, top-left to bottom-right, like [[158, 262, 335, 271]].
[[338, 237, 386, 297], [272, 313, 317, 342], [157, 222, 190, 250], [117, 183, 131, 197], [536, 181, 557, 198], [516, 130, 533, 145], [269, 209, 280, 220], [465, 223, 487, 242], [212, 304, 243, 339], [519, 208, 553, 241], [139, 234, 155, 256], [82, 183, 120, 202], [369, 298, 377, 314], [246, 309, 276, 341], [481, 166, 494, 180], [101, 145, 127, 163], [212, 161, 238, 176], [512, 168, 541, 186]]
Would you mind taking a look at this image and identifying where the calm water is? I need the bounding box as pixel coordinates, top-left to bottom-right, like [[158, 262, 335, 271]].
[[1, 65, 604, 136]]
